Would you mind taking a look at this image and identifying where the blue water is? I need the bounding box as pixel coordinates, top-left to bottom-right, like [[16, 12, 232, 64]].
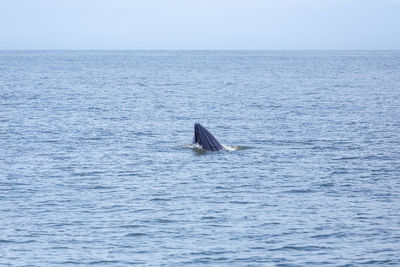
[[1, 50, 400, 265]]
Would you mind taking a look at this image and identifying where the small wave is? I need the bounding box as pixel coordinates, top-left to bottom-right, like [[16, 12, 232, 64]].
[[120, 224, 141, 228], [125, 233, 147, 237], [150, 197, 171, 202], [281, 189, 315, 194], [0, 239, 35, 244], [229, 201, 254, 204], [360, 260, 394, 265], [80, 137, 103, 141], [81, 185, 115, 190], [155, 219, 175, 223], [72, 171, 104, 177], [201, 216, 217, 220], [88, 260, 121, 265], [310, 232, 347, 239], [268, 245, 332, 251]]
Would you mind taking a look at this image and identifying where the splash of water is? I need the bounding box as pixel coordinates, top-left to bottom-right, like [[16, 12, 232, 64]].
[[184, 143, 247, 152]]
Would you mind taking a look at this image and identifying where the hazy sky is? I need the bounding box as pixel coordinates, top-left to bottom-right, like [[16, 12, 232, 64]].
[[1, 0, 400, 49]]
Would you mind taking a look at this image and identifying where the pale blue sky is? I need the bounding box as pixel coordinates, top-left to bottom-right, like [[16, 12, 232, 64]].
[[1, 0, 399, 49]]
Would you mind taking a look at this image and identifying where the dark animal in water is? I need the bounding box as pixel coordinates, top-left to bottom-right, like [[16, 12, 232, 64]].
[[192, 123, 223, 151]]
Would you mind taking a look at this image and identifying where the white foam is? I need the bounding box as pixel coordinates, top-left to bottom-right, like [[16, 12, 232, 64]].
[[222, 144, 239, 151], [184, 143, 241, 152], [184, 143, 205, 150]]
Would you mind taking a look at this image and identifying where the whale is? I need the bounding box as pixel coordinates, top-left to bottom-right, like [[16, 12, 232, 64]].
[[192, 123, 223, 151]]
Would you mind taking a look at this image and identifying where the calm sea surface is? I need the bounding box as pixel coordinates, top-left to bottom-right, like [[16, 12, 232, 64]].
[[1, 51, 400, 266]]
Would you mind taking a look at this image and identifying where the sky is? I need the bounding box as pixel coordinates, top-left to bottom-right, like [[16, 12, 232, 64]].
[[1, 0, 400, 50]]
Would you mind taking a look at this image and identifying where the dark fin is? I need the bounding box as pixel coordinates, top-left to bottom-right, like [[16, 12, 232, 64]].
[[193, 123, 223, 151]]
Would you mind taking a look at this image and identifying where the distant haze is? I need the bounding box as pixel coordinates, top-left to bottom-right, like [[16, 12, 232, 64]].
[[1, 0, 400, 50]]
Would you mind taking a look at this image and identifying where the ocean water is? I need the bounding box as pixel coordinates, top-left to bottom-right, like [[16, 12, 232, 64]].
[[1, 50, 400, 266]]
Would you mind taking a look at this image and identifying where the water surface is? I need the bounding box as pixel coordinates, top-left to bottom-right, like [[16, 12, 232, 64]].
[[1, 50, 400, 265]]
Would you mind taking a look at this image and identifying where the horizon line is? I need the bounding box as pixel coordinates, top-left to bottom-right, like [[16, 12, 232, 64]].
[[1, 48, 399, 52]]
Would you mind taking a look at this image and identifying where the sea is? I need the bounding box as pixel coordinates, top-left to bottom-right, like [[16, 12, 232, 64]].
[[1, 50, 399, 266]]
